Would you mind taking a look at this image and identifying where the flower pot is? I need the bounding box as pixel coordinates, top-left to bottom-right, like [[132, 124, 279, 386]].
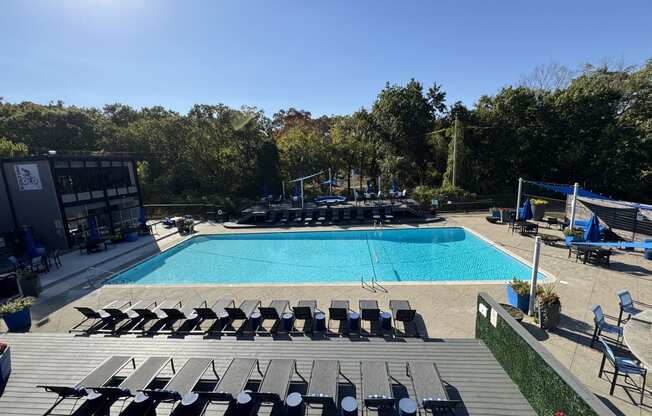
[[0, 346, 10, 394], [536, 301, 561, 330], [644, 239, 652, 261], [531, 204, 546, 221], [2, 308, 32, 332], [506, 285, 530, 313]]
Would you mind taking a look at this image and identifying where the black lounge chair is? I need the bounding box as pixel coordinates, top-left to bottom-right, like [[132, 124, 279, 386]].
[[39, 355, 135, 414], [342, 208, 351, 222], [303, 360, 340, 407], [70, 300, 132, 333], [258, 300, 289, 334], [176, 358, 258, 411], [293, 210, 304, 223], [252, 359, 297, 404], [224, 299, 261, 333], [128, 358, 216, 414], [194, 298, 234, 333], [328, 300, 350, 334], [384, 206, 394, 222], [304, 209, 314, 224], [407, 361, 459, 413], [356, 208, 365, 222], [316, 208, 327, 225], [390, 300, 417, 336], [278, 210, 290, 225], [82, 357, 174, 413], [330, 209, 340, 224], [265, 211, 277, 224], [156, 299, 205, 334], [361, 360, 395, 409], [372, 206, 381, 220], [359, 300, 380, 335], [120, 299, 163, 333], [293, 300, 317, 333]]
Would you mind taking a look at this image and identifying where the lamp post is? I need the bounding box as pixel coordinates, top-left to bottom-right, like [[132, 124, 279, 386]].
[[515, 177, 523, 221], [569, 182, 579, 229]]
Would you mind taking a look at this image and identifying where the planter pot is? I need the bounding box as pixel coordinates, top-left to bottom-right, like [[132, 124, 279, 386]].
[[19, 273, 41, 297], [0, 347, 10, 394], [536, 301, 561, 330], [531, 204, 546, 221], [2, 308, 32, 332], [507, 286, 530, 313], [644, 239, 652, 261]]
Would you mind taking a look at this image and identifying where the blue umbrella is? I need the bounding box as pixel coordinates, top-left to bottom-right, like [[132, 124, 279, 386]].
[[584, 214, 602, 242], [366, 180, 373, 194], [391, 179, 398, 193], [88, 217, 99, 241], [24, 228, 39, 258], [139, 207, 147, 226], [519, 199, 533, 220]]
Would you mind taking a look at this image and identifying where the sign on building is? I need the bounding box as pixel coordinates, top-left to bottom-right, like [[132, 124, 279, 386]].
[[14, 164, 43, 191]]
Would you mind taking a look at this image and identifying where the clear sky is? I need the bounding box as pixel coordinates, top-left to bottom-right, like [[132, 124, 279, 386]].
[[2, 1, 651, 117]]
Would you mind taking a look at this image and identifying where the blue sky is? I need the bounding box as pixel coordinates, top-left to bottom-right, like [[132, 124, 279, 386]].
[[2, 1, 651, 116]]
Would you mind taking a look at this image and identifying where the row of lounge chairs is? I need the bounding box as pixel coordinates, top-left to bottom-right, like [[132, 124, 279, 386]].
[[41, 355, 458, 416], [267, 206, 395, 226], [72, 298, 419, 337]]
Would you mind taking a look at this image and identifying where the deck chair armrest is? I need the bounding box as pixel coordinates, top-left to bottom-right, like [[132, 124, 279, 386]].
[[38, 385, 86, 397], [138, 388, 181, 402], [90, 386, 132, 398]]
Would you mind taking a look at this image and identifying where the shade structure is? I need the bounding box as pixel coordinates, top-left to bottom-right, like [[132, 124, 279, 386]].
[[139, 207, 147, 226], [88, 217, 99, 241], [584, 214, 602, 242], [519, 199, 533, 220]]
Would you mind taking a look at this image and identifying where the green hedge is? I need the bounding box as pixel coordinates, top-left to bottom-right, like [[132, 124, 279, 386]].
[[475, 293, 614, 416]]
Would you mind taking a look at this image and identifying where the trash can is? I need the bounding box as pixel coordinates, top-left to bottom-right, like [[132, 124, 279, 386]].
[[348, 312, 360, 332], [380, 312, 392, 331]]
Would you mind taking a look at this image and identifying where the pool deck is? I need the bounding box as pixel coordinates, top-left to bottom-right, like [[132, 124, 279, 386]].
[[3, 213, 652, 415]]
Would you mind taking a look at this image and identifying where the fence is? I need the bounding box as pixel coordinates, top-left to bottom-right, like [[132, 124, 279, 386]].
[[567, 198, 652, 242], [143, 204, 228, 223]]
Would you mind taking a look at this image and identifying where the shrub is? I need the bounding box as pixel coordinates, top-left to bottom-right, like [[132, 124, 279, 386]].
[[563, 227, 584, 238], [412, 185, 477, 205], [530, 198, 549, 205], [538, 283, 560, 305], [509, 278, 532, 296], [0, 297, 36, 314]]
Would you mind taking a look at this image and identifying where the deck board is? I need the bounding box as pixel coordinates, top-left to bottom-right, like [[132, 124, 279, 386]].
[[0, 333, 535, 416]]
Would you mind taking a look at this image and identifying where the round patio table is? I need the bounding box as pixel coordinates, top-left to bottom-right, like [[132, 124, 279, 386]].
[[624, 309, 652, 369]]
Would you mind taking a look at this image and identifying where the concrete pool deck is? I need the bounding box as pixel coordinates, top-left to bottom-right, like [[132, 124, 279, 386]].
[[3, 213, 652, 415]]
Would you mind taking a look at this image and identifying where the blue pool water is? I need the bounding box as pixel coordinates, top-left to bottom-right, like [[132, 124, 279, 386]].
[[108, 227, 543, 285]]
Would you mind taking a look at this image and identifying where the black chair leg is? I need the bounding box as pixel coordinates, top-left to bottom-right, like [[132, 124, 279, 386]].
[[610, 369, 618, 395], [617, 308, 624, 327], [591, 326, 600, 347], [642, 371, 647, 405], [599, 354, 607, 377]]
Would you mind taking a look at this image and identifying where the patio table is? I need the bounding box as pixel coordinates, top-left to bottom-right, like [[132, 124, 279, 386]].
[[624, 309, 652, 369]]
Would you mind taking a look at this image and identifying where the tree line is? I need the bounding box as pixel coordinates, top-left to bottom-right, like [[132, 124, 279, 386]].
[[0, 59, 650, 208]]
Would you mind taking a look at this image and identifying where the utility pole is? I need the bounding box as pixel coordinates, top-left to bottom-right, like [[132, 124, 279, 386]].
[[452, 115, 458, 188]]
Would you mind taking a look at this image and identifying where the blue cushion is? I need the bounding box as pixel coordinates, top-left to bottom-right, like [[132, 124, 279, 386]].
[[615, 357, 646, 375]]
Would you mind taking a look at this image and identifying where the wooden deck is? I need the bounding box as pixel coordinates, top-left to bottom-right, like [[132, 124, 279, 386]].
[[0, 333, 536, 416]]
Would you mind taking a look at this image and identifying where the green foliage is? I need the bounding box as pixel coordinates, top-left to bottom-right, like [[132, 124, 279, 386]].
[[0, 137, 28, 158], [529, 199, 549, 205], [509, 278, 532, 296], [563, 227, 584, 238], [538, 283, 560, 305], [0, 297, 36, 314]]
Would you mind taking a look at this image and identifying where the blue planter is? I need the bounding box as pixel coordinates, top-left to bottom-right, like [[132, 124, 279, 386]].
[[507, 285, 530, 313], [644, 239, 652, 261], [0, 347, 10, 394], [2, 308, 32, 332]]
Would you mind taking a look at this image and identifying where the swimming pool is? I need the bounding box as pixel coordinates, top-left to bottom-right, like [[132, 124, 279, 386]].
[[108, 227, 544, 285]]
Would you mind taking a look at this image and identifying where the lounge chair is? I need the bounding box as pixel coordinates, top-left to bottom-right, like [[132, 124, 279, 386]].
[[176, 358, 258, 411], [70, 300, 132, 333], [195, 298, 234, 333], [304, 209, 314, 225], [82, 357, 174, 414], [330, 209, 340, 224], [251, 359, 297, 404], [278, 210, 290, 225], [303, 360, 340, 407], [122, 299, 164, 333], [316, 208, 327, 225], [356, 208, 365, 222], [384, 206, 394, 222], [359, 300, 380, 335], [265, 211, 277, 224], [390, 300, 417, 336], [293, 300, 317, 333], [224, 299, 261, 333], [39, 355, 136, 414], [156, 299, 205, 334], [328, 300, 350, 334], [372, 206, 381, 221], [293, 210, 304, 223], [361, 361, 395, 409], [258, 300, 289, 334], [407, 361, 459, 412], [342, 208, 351, 222], [127, 358, 216, 414]]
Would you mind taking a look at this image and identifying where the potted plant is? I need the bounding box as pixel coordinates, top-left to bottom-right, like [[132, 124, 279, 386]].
[[536, 283, 561, 330], [0, 297, 36, 332], [17, 270, 40, 297], [530, 199, 548, 220], [507, 278, 532, 313], [563, 227, 584, 245], [0, 341, 10, 394]]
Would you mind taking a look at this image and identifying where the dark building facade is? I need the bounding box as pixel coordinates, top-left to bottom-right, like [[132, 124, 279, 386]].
[[0, 155, 142, 251]]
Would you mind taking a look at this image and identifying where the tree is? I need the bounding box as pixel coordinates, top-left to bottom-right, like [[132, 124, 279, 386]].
[[0, 137, 28, 158]]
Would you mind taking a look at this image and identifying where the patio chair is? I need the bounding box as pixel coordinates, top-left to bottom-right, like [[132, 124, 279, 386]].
[[361, 361, 394, 409], [293, 300, 318, 333], [258, 300, 289, 334], [82, 357, 174, 414], [359, 300, 380, 335], [407, 361, 459, 412], [328, 300, 350, 335], [195, 298, 234, 334], [598, 338, 647, 404], [590, 304, 623, 348], [316, 208, 327, 225], [304, 209, 314, 225], [390, 300, 417, 336], [38, 355, 136, 414], [251, 359, 298, 405], [70, 300, 132, 333], [127, 358, 217, 414], [303, 360, 340, 408], [617, 290, 643, 326], [224, 299, 261, 334], [177, 358, 259, 410]]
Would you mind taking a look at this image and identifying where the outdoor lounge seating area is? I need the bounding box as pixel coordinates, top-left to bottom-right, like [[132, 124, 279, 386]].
[[70, 298, 421, 338]]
